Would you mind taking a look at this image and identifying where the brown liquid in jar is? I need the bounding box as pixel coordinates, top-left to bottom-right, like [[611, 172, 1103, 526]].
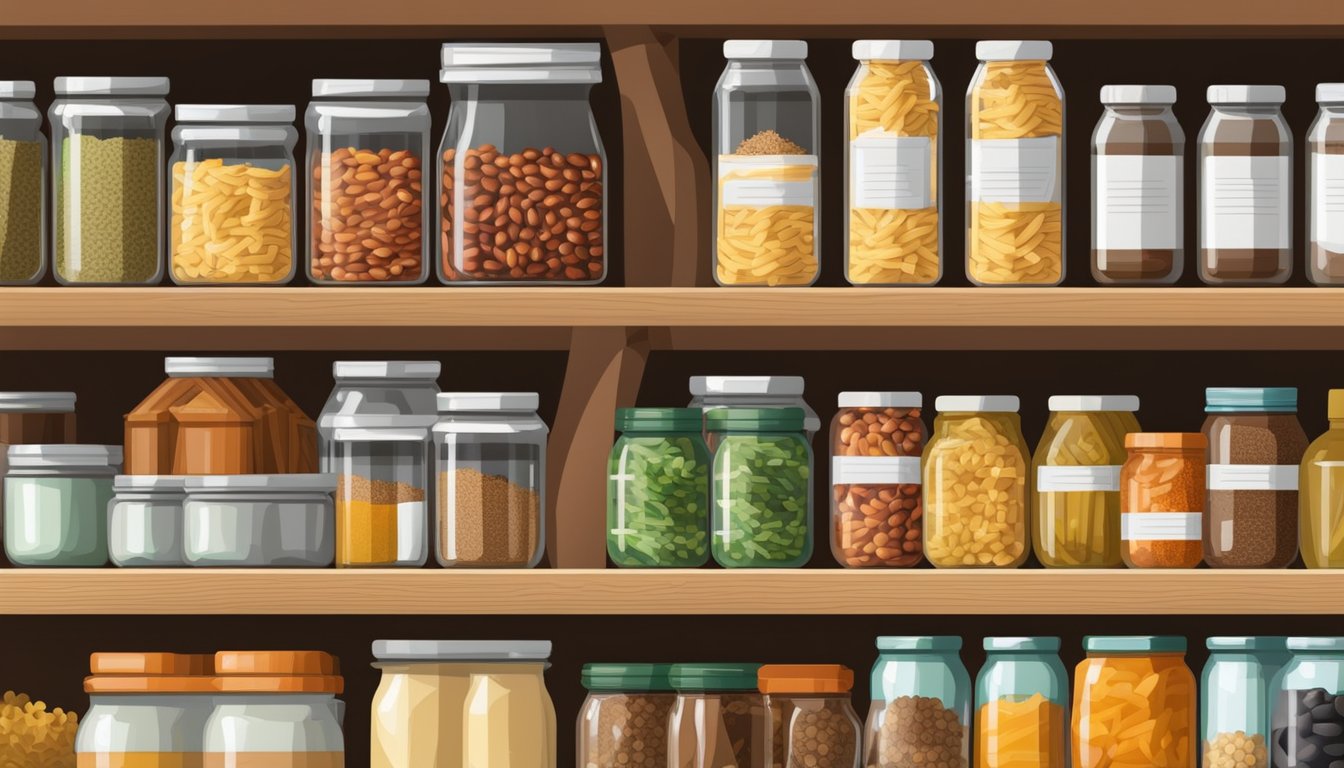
[[1310, 119, 1344, 282], [204, 753, 343, 768], [1201, 118, 1290, 283], [1093, 108, 1181, 282]]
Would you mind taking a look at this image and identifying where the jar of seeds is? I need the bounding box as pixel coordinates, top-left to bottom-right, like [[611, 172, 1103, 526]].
[[760, 665, 862, 768], [578, 664, 676, 768]]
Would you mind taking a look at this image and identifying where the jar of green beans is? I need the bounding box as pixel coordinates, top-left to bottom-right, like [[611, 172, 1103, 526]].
[[709, 407, 813, 567], [607, 408, 710, 567]]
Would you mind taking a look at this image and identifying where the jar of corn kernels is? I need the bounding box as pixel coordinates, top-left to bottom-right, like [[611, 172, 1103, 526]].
[[1120, 433, 1207, 568]]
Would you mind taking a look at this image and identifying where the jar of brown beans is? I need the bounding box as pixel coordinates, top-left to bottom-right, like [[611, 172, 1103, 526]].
[[760, 664, 862, 768], [578, 664, 676, 768]]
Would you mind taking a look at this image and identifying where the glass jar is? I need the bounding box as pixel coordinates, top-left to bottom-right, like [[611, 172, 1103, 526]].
[[317, 361, 441, 472], [1309, 85, 1344, 285], [690, 375, 821, 450], [713, 40, 821, 287], [77, 652, 215, 768], [830, 392, 926, 568], [669, 663, 767, 768], [169, 104, 298, 285], [1203, 387, 1306, 568], [1120, 432, 1206, 568], [208, 651, 345, 768], [183, 474, 336, 567], [1073, 636, 1196, 768], [923, 396, 1030, 568], [845, 41, 941, 286], [1273, 637, 1344, 768], [433, 392, 546, 568], [0, 81, 46, 285], [1032, 395, 1141, 568], [709, 407, 813, 568], [333, 422, 429, 567], [109, 475, 186, 567], [578, 663, 676, 768], [1203, 637, 1289, 768], [607, 408, 710, 568], [976, 637, 1068, 768], [1198, 85, 1293, 285], [0, 392, 77, 533], [4, 444, 120, 566], [438, 43, 606, 284], [1092, 85, 1185, 284], [760, 664, 861, 768], [864, 636, 970, 768], [306, 79, 430, 285], [1302, 389, 1344, 568], [966, 41, 1064, 286], [462, 642, 557, 768]]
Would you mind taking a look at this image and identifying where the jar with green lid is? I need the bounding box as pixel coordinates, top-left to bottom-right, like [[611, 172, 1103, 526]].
[[4, 444, 121, 566], [976, 637, 1068, 768], [709, 407, 813, 568], [865, 636, 970, 768], [1273, 637, 1344, 768], [579, 663, 676, 768], [607, 408, 710, 567], [669, 663, 767, 768], [1300, 390, 1344, 568], [1073, 636, 1196, 768], [1202, 637, 1289, 768]]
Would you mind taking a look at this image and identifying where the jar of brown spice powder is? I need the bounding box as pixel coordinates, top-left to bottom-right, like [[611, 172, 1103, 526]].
[[760, 664, 861, 768], [578, 663, 675, 768], [1120, 432, 1206, 568]]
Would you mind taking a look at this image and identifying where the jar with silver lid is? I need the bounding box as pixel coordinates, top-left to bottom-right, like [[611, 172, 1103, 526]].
[[109, 475, 187, 566], [184, 474, 336, 566], [317, 360, 441, 472], [4, 444, 122, 566], [689, 375, 821, 451], [0, 81, 46, 285]]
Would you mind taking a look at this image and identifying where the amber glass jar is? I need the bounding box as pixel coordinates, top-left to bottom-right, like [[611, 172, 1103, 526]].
[[1073, 636, 1196, 768], [1120, 433, 1206, 568]]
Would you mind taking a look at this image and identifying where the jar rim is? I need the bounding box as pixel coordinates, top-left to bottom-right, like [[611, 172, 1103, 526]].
[[757, 664, 853, 694], [1125, 432, 1206, 450], [582, 663, 676, 692], [616, 407, 704, 432], [669, 663, 762, 691], [1085, 635, 1186, 653], [984, 636, 1061, 652], [876, 636, 962, 652]]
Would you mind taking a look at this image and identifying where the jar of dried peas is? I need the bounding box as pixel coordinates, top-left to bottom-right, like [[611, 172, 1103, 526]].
[[1202, 637, 1289, 768], [965, 41, 1065, 286], [976, 637, 1068, 768], [1073, 636, 1196, 768], [1120, 432, 1206, 568], [844, 40, 941, 286]]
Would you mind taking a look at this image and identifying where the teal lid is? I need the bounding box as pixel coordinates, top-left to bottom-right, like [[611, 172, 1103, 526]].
[[1207, 637, 1289, 652], [1085, 636, 1186, 654], [1205, 387, 1298, 413], [582, 663, 675, 692], [985, 637, 1061, 652], [704, 407, 805, 432], [876, 636, 962, 652], [669, 663, 762, 691], [616, 408, 704, 432], [1287, 637, 1344, 652]]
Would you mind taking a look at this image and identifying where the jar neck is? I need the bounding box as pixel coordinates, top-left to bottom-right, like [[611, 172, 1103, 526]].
[[1319, 103, 1344, 115], [1211, 104, 1283, 117], [1104, 105, 1172, 117]]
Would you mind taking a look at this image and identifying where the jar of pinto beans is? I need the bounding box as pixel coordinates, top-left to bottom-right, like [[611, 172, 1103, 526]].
[[830, 392, 925, 567]]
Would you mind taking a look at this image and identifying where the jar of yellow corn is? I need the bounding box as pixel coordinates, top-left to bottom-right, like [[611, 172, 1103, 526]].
[[1073, 636, 1196, 768]]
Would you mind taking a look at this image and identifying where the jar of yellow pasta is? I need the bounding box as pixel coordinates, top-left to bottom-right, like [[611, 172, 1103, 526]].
[[966, 41, 1065, 286], [923, 395, 1030, 568], [845, 40, 941, 286]]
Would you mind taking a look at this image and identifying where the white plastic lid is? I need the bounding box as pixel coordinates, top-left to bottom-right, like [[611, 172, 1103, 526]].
[[165, 357, 274, 378], [975, 41, 1053, 62], [690, 376, 805, 397], [184, 474, 337, 493], [1048, 395, 1141, 412], [1207, 85, 1285, 105], [935, 396, 1020, 413], [373, 639, 552, 661], [838, 391, 923, 409], [54, 77, 170, 96], [437, 392, 540, 412], [1318, 83, 1344, 103], [0, 392, 76, 412], [852, 40, 933, 62], [1100, 85, 1176, 106], [724, 40, 807, 60], [441, 43, 600, 67], [311, 79, 430, 98], [174, 104, 295, 123], [114, 475, 188, 492], [0, 81, 36, 99], [333, 361, 441, 380], [8, 444, 122, 468]]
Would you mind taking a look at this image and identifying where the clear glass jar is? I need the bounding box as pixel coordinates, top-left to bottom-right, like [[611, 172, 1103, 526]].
[[923, 396, 1030, 568], [109, 474, 186, 567], [4, 444, 120, 566], [77, 653, 215, 768], [306, 79, 430, 285], [462, 643, 557, 768], [183, 474, 336, 566], [1309, 84, 1344, 285], [845, 41, 941, 286], [966, 41, 1065, 286], [1032, 395, 1141, 568], [169, 104, 298, 285], [433, 392, 547, 568], [1092, 85, 1185, 284], [976, 637, 1068, 768], [333, 423, 429, 567], [317, 360, 441, 473], [713, 40, 821, 287], [50, 76, 169, 285], [0, 391, 77, 529], [689, 375, 821, 450], [760, 664, 861, 768], [1203, 637, 1289, 768], [1073, 636, 1196, 768], [1120, 433, 1207, 568], [1273, 637, 1344, 768], [438, 43, 606, 284], [830, 392, 926, 568], [607, 407, 710, 568], [1302, 389, 1344, 568], [208, 651, 345, 768], [864, 636, 970, 768], [1198, 85, 1293, 285], [709, 407, 813, 568], [0, 81, 46, 285], [1203, 388, 1306, 569], [669, 663, 767, 768], [578, 663, 676, 768]]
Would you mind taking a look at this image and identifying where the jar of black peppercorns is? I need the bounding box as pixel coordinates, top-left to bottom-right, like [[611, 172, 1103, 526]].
[[1272, 637, 1344, 768]]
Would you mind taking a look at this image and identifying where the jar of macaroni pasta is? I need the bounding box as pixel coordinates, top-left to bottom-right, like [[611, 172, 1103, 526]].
[[976, 637, 1068, 768], [865, 636, 970, 768], [77, 653, 215, 768], [0, 81, 46, 285], [1302, 389, 1344, 568], [760, 665, 861, 768], [845, 40, 941, 286], [1202, 637, 1290, 768], [1120, 433, 1206, 568], [713, 40, 820, 287], [1273, 637, 1344, 768], [1073, 636, 1196, 768], [607, 408, 710, 568], [966, 41, 1064, 286], [669, 663, 768, 768], [1309, 84, 1344, 285], [923, 396, 1030, 568], [579, 664, 677, 768]]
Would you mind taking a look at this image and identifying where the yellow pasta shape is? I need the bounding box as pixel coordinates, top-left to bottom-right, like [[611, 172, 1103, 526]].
[[716, 162, 818, 286], [171, 158, 293, 284]]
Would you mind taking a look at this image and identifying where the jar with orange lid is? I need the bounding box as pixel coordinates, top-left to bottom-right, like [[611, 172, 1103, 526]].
[[760, 664, 861, 768], [1072, 636, 1196, 768], [1120, 433, 1206, 568], [205, 651, 345, 768], [76, 652, 216, 768]]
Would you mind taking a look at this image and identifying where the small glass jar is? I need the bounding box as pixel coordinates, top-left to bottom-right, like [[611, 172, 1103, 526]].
[[1092, 85, 1185, 284], [713, 40, 821, 287], [183, 474, 336, 567], [4, 444, 121, 566], [1198, 85, 1293, 285], [579, 663, 676, 768], [438, 43, 606, 284], [433, 392, 547, 568], [208, 651, 345, 768], [708, 407, 813, 568], [50, 76, 169, 285], [864, 636, 970, 768], [0, 391, 77, 526], [1302, 389, 1344, 568], [1073, 636, 1196, 768], [966, 41, 1065, 286], [77, 653, 215, 768], [1120, 433, 1206, 568], [1273, 637, 1344, 768], [1032, 395, 1141, 568], [760, 664, 862, 768], [669, 663, 767, 768], [306, 79, 431, 285], [690, 375, 821, 450], [1203, 637, 1289, 768], [976, 637, 1068, 768], [845, 41, 942, 286], [830, 392, 926, 568], [0, 81, 46, 285], [109, 475, 186, 567], [607, 408, 710, 568], [923, 396, 1030, 568], [317, 360, 440, 472], [1309, 85, 1344, 285], [333, 422, 429, 567]]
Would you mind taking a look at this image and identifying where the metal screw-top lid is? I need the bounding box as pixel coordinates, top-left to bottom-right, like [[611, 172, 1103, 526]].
[[1207, 85, 1285, 106], [113, 475, 188, 493], [0, 81, 36, 99], [724, 40, 807, 60], [174, 104, 296, 123], [184, 474, 337, 494], [838, 392, 922, 409], [852, 40, 933, 62], [1204, 387, 1297, 413], [311, 79, 430, 98], [333, 361, 441, 380], [976, 41, 1052, 62], [1101, 85, 1177, 106], [437, 392, 540, 412], [8, 444, 122, 469], [935, 395, 1020, 413], [55, 76, 170, 96], [165, 357, 274, 378], [372, 640, 552, 661], [691, 376, 805, 397], [0, 392, 76, 413], [1048, 395, 1140, 412]]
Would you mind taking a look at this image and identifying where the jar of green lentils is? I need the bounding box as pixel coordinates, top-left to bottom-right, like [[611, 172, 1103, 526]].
[[607, 407, 710, 568], [50, 77, 169, 285], [709, 407, 813, 568]]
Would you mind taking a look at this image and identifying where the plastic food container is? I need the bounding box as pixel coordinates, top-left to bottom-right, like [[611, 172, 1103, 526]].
[[109, 475, 187, 567], [317, 360, 440, 472], [865, 636, 970, 768], [669, 663, 767, 768], [438, 43, 606, 284], [1120, 433, 1206, 568], [4, 444, 121, 566], [76, 653, 215, 768], [1273, 637, 1344, 768], [333, 415, 430, 567], [0, 392, 76, 529], [976, 637, 1068, 768], [607, 407, 710, 568], [760, 664, 861, 768], [0, 81, 47, 285], [1302, 390, 1344, 568], [207, 651, 345, 768], [1032, 396, 1140, 568], [1203, 637, 1290, 768], [183, 474, 335, 566], [923, 396, 1030, 568], [713, 40, 821, 287], [845, 41, 941, 286], [1309, 84, 1344, 285], [689, 375, 821, 449], [578, 663, 676, 768], [1073, 636, 1196, 768]]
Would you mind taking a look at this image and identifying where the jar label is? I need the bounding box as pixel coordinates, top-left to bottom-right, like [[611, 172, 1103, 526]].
[[397, 500, 424, 560], [1312, 152, 1344, 253], [1037, 465, 1121, 492], [1095, 154, 1182, 250], [832, 456, 921, 485], [970, 137, 1060, 203], [1121, 512, 1201, 541], [719, 155, 818, 207], [1207, 464, 1299, 491], [1201, 155, 1291, 249], [850, 133, 932, 210]]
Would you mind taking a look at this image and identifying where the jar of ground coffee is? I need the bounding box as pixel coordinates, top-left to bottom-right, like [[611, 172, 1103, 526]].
[[1198, 85, 1293, 285], [1092, 85, 1184, 284], [1308, 83, 1344, 285]]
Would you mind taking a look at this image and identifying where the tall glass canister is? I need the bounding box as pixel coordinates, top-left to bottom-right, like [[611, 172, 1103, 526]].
[[0, 81, 46, 285], [865, 636, 970, 768], [976, 637, 1068, 768], [1203, 637, 1288, 768]]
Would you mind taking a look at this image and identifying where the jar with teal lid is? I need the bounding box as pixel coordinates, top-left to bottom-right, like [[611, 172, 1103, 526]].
[[607, 408, 710, 567], [976, 637, 1068, 768], [864, 636, 970, 768], [1073, 636, 1196, 768], [1272, 637, 1344, 768], [578, 663, 676, 768], [709, 407, 813, 568], [669, 663, 767, 768], [1203, 637, 1288, 768]]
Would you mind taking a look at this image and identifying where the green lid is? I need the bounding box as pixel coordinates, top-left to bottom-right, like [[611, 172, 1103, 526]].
[[876, 636, 962, 652], [669, 663, 762, 691], [581, 663, 675, 692], [704, 407, 805, 432], [1287, 637, 1344, 652], [1207, 637, 1289, 652], [1085, 636, 1186, 654], [984, 637, 1061, 652], [616, 408, 704, 433], [1205, 387, 1298, 413]]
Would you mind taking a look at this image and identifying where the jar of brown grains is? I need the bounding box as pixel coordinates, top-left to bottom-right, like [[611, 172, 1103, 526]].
[[865, 636, 970, 768], [669, 663, 767, 768], [760, 664, 861, 768], [578, 664, 676, 768]]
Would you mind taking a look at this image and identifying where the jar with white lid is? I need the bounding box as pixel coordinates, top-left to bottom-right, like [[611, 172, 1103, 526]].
[[109, 475, 187, 567], [77, 652, 216, 768], [4, 444, 121, 566], [1309, 83, 1344, 285], [184, 474, 336, 566], [317, 361, 441, 472], [688, 375, 820, 450], [207, 651, 345, 768], [0, 81, 46, 285], [333, 418, 429, 568]]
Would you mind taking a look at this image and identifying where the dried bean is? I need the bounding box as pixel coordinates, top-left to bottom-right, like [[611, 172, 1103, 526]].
[[1274, 689, 1344, 768], [831, 404, 924, 568], [869, 695, 967, 768], [582, 692, 673, 768], [310, 146, 424, 283]]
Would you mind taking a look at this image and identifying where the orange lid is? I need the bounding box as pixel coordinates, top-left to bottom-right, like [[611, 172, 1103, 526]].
[[215, 651, 337, 676], [213, 675, 344, 694], [1125, 432, 1207, 450], [90, 652, 212, 676], [757, 664, 854, 694], [85, 675, 218, 694]]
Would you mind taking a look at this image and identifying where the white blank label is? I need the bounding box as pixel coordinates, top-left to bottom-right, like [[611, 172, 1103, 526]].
[[1202, 155, 1291, 249], [1207, 464, 1298, 491], [1313, 153, 1344, 252], [971, 137, 1060, 204], [1037, 465, 1121, 492], [851, 134, 932, 210], [1122, 512, 1201, 541], [1095, 154, 1182, 250]]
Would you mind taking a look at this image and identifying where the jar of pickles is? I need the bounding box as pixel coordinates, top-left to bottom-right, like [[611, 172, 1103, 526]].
[[760, 664, 861, 768], [1302, 390, 1344, 568], [0, 81, 46, 285], [1120, 433, 1206, 568], [1073, 636, 1196, 768], [669, 663, 767, 768], [1203, 637, 1289, 768], [976, 637, 1068, 768], [1032, 396, 1140, 568], [579, 664, 676, 768], [607, 408, 710, 568], [865, 636, 970, 768], [923, 396, 1029, 568], [1273, 637, 1344, 768]]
